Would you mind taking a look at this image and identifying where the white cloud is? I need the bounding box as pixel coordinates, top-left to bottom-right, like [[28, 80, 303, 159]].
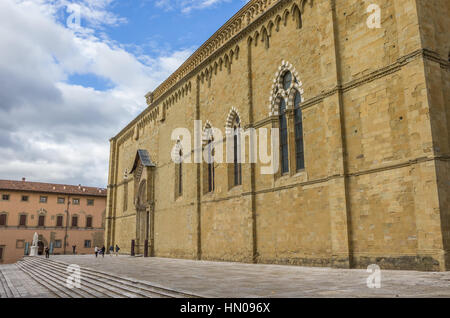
[[0, 0, 192, 187], [155, 0, 231, 14]]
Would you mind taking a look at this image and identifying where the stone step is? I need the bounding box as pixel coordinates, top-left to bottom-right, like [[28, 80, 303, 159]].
[[0, 267, 22, 298], [18, 259, 117, 298], [0, 268, 13, 298], [16, 261, 79, 298], [2, 264, 58, 298], [17, 260, 98, 298], [22, 258, 146, 298], [24, 257, 198, 298], [25, 258, 169, 298]]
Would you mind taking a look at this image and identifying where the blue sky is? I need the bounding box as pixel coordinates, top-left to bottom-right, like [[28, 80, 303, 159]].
[[62, 0, 247, 91], [0, 0, 248, 187]]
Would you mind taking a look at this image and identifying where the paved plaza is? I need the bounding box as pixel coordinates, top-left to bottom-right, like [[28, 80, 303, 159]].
[[41, 255, 450, 298], [1, 255, 450, 298]]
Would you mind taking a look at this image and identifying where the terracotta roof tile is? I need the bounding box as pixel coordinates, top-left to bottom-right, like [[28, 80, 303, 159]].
[[0, 179, 107, 197]]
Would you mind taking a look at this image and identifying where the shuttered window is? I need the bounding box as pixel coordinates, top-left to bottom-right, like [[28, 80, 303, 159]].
[[71, 216, 78, 227], [38, 215, 45, 227], [86, 216, 92, 228], [19, 215, 27, 226], [0, 214, 6, 226], [56, 215, 63, 227]]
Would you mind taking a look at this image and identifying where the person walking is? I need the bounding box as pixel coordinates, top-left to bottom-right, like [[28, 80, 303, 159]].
[[45, 246, 50, 259], [101, 245, 106, 258], [94, 246, 99, 258], [109, 245, 114, 257], [115, 244, 120, 256]]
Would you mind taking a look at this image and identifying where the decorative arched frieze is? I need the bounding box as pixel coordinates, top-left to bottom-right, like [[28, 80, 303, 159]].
[[267, 20, 274, 36], [274, 15, 282, 31], [282, 9, 290, 26], [234, 45, 240, 59], [300, 0, 313, 13], [253, 30, 260, 46]]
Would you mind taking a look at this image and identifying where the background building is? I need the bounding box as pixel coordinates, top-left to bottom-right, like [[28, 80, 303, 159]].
[[105, 0, 449, 271], [0, 178, 106, 264]]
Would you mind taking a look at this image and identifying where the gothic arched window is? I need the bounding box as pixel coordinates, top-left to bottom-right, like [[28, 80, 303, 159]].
[[294, 91, 304, 170], [283, 71, 292, 90], [233, 116, 242, 186], [279, 96, 289, 174], [270, 62, 306, 176], [178, 149, 183, 196], [206, 139, 215, 192]]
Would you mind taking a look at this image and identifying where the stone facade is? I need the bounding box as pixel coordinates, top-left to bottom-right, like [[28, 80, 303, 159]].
[[105, 0, 450, 271]]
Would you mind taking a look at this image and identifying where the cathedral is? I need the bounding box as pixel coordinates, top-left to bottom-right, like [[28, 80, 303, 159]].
[[105, 0, 450, 271]]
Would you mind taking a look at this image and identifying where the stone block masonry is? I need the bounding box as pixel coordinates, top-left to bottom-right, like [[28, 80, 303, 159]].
[[105, 0, 450, 271]]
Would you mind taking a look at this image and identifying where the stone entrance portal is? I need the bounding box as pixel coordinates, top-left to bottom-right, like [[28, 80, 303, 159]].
[[129, 149, 155, 256], [38, 241, 44, 255]]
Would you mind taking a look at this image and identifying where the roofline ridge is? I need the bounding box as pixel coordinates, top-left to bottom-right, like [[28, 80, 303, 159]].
[[111, 0, 286, 142], [146, 0, 280, 106], [0, 179, 107, 191]]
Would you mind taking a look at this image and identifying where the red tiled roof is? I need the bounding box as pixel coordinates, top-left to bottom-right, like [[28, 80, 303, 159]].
[[0, 179, 107, 197]]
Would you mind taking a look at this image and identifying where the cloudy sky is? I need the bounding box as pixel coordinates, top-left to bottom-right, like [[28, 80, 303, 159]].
[[0, 0, 246, 188]]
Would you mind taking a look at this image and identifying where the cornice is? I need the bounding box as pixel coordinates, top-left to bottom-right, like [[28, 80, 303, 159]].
[[111, 0, 285, 142], [147, 0, 285, 106], [111, 2, 448, 144], [111, 0, 311, 142]]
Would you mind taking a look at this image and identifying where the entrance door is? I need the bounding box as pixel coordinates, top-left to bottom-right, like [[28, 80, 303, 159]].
[[136, 209, 147, 254], [38, 241, 44, 255], [135, 180, 147, 254]]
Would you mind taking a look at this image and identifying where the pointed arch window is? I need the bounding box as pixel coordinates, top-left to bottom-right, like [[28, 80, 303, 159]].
[[283, 71, 292, 90], [270, 62, 306, 176], [294, 91, 305, 170], [206, 139, 215, 192], [178, 149, 183, 196], [279, 96, 289, 174], [233, 116, 242, 186]]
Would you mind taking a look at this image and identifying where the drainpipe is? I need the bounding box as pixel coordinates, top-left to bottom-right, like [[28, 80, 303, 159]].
[[64, 195, 70, 255]]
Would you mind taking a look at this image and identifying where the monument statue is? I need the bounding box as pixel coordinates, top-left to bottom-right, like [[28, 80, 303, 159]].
[[29, 232, 39, 256], [32, 232, 38, 246]]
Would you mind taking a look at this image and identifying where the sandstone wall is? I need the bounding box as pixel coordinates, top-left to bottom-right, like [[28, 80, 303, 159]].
[[105, 0, 449, 270]]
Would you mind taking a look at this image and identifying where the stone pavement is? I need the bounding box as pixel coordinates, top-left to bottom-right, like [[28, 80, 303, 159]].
[[0, 264, 56, 298], [46, 255, 450, 298]]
